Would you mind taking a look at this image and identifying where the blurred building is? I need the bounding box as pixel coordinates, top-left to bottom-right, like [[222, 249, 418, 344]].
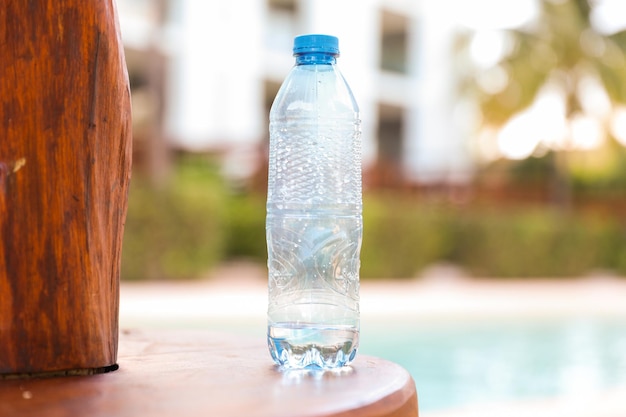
[[118, 0, 473, 186]]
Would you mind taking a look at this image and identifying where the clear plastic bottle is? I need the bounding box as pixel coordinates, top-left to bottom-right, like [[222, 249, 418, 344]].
[[266, 34, 362, 369]]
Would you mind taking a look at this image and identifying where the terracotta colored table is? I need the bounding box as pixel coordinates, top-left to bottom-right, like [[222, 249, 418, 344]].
[[0, 329, 418, 417]]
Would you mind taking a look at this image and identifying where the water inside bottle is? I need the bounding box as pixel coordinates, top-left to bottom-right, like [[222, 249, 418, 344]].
[[268, 322, 359, 369], [266, 50, 362, 370]]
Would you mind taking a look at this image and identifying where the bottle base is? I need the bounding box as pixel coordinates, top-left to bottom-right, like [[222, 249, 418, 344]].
[[267, 323, 359, 369]]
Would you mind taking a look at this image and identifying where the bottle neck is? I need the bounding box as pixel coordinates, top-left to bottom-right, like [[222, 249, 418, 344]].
[[295, 52, 337, 65]]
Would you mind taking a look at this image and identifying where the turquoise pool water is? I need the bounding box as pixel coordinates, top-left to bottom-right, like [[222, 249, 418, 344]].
[[360, 316, 626, 411]]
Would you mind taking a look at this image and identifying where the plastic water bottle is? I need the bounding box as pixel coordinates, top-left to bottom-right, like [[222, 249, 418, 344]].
[[266, 34, 362, 369]]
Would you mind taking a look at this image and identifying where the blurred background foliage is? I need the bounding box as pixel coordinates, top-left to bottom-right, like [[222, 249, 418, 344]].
[[121, 154, 626, 280], [122, 156, 227, 281], [121, 0, 626, 281]]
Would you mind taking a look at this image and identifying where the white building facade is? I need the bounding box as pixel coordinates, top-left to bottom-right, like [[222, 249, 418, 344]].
[[118, 0, 472, 184]]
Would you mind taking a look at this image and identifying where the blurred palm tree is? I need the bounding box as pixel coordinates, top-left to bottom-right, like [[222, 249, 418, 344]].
[[459, 0, 626, 208]]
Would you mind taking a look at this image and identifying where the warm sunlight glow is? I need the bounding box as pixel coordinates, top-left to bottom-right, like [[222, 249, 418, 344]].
[[610, 107, 626, 146], [531, 86, 568, 149], [497, 111, 542, 160], [570, 113, 604, 150], [470, 31, 508, 68], [578, 75, 612, 119], [496, 81, 609, 159], [476, 127, 501, 161], [591, 0, 626, 34], [496, 83, 609, 159]]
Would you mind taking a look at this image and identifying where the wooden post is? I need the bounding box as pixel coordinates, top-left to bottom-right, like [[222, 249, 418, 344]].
[[0, 0, 132, 376]]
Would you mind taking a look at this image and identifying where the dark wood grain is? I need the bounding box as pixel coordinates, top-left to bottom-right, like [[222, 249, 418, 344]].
[[0, 329, 419, 417], [0, 1, 132, 375]]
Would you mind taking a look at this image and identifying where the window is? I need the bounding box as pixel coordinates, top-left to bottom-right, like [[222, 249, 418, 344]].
[[268, 0, 296, 13], [263, 80, 282, 137], [266, 0, 299, 51], [377, 104, 404, 173], [379, 10, 409, 74]]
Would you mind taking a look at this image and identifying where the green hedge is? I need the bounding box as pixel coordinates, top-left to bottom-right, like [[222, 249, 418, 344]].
[[361, 197, 454, 278], [121, 158, 226, 280], [223, 194, 266, 261], [121, 160, 626, 280], [452, 208, 623, 278]]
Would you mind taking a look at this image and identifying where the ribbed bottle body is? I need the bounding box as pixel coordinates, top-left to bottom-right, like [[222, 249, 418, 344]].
[[267, 60, 362, 369]]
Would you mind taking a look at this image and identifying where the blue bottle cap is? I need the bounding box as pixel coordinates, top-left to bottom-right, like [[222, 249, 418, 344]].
[[293, 34, 339, 56]]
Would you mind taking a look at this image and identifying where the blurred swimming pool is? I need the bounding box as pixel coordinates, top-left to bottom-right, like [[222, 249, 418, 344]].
[[360, 316, 626, 412], [120, 276, 626, 415]]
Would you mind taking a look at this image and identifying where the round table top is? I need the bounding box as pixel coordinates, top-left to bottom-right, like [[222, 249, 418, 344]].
[[0, 329, 418, 417]]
